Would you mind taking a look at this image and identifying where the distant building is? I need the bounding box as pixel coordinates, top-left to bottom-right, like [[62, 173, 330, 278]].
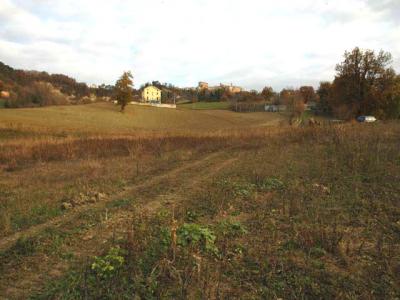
[[220, 83, 243, 94], [198, 82, 243, 94], [265, 104, 286, 112], [0, 91, 10, 98], [198, 82, 209, 90], [305, 101, 317, 111], [142, 85, 161, 102], [265, 104, 279, 112]]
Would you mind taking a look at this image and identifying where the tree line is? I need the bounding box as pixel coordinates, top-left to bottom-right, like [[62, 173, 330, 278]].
[[206, 47, 400, 119], [2, 47, 400, 119], [317, 48, 400, 119]]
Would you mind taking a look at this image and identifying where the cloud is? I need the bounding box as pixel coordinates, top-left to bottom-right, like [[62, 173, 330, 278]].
[[0, 0, 399, 90]]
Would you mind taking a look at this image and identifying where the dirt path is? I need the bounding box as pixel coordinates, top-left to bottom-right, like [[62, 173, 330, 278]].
[[0, 152, 239, 299], [0, 151, 226, 253]]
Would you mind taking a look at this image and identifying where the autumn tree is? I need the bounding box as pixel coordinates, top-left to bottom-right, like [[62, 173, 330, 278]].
[[281, 88, 305, 118], [299, 86, 317, 103], [382, 74, 400, 119], [115, 71, 134, 112], [316, 81, 332, 115], [280, 88, 294, 99], [332, 47, 397, 118], [221, 90, 232, 101], [261, 86, 274, 102]]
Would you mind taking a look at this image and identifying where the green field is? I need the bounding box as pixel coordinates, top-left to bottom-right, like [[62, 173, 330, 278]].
[[178, 101, 230, 110]]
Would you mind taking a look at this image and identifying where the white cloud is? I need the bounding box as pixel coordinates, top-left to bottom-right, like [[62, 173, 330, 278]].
[[0, 0, 399, 90]]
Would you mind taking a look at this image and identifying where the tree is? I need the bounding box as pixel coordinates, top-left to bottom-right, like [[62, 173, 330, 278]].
[[96, 84, 114, 98], [221, 90, 232, 102], [332, 47, 395, 118], [261, 86, 274, 102], [299, 86, 316, 103], [282, 90, 305, 118], [316, 82, 332, 115], [280, 88, 295, 105], [115, 71, 134, 112], [382, 74, 400, 119]]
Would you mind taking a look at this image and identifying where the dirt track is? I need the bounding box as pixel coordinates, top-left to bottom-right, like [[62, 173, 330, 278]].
[[0, 150, 239, 298]]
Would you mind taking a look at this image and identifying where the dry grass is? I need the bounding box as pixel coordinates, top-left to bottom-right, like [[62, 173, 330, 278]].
[[0, 104, 399, 299], [0, 102, 285, 134]]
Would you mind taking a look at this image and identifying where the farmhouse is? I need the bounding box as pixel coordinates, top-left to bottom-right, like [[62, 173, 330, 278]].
[[142, 85, 161, 102]]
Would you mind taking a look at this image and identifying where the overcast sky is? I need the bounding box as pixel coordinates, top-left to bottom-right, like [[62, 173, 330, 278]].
[[0, 0, 399, 90]]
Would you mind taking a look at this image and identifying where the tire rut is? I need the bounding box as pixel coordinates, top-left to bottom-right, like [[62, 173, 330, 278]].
[[0, 152, 239, 299], [0, 151, 224, 253]]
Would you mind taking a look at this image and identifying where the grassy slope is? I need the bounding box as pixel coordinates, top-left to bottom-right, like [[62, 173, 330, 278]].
[[0, 102, 284, 134]]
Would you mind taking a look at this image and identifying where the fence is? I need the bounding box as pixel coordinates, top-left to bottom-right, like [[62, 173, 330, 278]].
[[129, 101, 176, 109]]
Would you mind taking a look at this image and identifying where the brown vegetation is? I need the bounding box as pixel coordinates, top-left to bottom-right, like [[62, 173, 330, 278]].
[[0, 118, 399, 298]]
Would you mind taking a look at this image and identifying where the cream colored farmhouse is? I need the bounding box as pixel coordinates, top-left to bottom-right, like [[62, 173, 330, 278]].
[[142, 85, 161, 102]]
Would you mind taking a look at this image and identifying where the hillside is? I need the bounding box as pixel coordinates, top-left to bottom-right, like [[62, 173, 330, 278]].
[[0, 61, 113, 108]]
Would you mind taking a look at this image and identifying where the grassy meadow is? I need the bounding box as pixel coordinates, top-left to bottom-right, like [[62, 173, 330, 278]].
[[0, 103, 399, 299], [0, 102, 284, 135]]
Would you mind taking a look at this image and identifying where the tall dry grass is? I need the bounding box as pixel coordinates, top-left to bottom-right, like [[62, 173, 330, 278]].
[[1, 122, 399, 168]]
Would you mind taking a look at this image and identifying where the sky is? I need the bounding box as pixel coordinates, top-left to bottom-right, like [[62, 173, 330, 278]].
[[0, 0, 399, 91]]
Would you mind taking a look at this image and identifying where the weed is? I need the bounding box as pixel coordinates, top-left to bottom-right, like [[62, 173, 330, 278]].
[[309, 247, 327, 258], [256, 177, 285, 192], [184, 210, 198, 222], [177, 223, 219, 256], [216, 219, 248, 238], [91, 247, 126, 279], [216, 178, 256, 198]]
